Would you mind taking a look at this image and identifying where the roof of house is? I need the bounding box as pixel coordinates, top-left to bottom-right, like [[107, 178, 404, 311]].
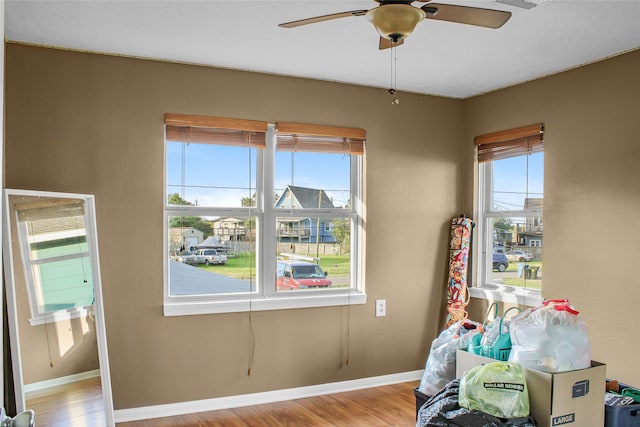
[[196, 236, 226, 249], [276, 186, 335, 209]]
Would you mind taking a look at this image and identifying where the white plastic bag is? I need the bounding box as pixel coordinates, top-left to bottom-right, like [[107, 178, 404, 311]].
[[508, 299, 591, 373], [419, 320, 480, 396]]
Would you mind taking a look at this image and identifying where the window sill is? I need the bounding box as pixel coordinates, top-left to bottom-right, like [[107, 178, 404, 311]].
[[29, 306, 93, 326], [164, 292, 367, 316], [469, 284, 542, 307]]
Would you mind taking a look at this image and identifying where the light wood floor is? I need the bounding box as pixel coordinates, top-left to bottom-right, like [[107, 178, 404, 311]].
[[119, 381, 420, 427], [26, 376, 106, 427], [26, 378, 420, 426]]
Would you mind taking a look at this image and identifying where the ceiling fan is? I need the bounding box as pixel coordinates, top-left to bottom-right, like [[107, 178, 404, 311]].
[[279, 0, 512, 49]]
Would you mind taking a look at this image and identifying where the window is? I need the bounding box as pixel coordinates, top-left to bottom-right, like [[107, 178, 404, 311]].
[[14, 198, 95, 325], [164, 114, 365, 315], [473, 124, 544, 306]]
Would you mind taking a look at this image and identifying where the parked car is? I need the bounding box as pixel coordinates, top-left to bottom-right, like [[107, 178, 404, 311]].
[[276, 260, 332, 290], [192, 248, 227, 265], [493, 252, 509, 272], [505, 250, 534, 262], [177, 250, 196, 264]]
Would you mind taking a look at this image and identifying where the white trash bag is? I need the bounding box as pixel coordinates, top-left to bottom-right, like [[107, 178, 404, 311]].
[[419, 320, 481, 396], [509, 299, 591, 373]]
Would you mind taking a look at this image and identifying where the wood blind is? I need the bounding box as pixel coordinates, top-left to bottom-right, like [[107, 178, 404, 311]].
[[165, 113, 268, 148], [276, 122, 366, 155], [16, 199, 85, 221], [475, 123, 544, 163]]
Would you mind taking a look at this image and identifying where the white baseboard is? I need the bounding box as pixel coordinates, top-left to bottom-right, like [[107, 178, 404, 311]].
[[115, 369, 424, 423], [24, 369, 101, 397]]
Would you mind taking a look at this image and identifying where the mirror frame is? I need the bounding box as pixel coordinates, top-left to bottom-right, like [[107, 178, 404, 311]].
[[2, 188, 114, 425]]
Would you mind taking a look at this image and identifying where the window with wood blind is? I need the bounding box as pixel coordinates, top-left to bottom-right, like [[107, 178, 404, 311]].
[[164, 114, 365, 315], [14, 197, 96, 325], [472, 123, 544, 306]]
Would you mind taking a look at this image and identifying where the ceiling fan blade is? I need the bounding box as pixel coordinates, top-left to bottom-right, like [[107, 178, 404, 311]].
[[279, 10, 368, 28], [422, 4, 511, 28], [379, 37, 405, 50]]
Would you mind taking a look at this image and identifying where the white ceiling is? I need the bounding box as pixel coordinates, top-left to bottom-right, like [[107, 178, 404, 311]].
[[5, 0, 640, 99]]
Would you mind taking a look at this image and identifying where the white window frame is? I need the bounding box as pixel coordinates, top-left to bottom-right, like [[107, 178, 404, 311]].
[[14, 202, 96, 326], [163, 124, 366, 316], [471, 158, 543, 307]]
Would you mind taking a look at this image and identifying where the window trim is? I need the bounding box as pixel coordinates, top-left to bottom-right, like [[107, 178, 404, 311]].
[[471, 124, 544, 307], [15, 205, 96, 326], [163, 118, 366, 316]]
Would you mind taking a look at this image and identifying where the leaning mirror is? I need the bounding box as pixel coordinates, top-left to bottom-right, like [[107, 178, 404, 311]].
[[2, 189, 114, 426]]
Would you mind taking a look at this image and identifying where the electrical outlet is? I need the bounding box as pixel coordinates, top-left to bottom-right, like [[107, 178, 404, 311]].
[[375, 299, 386, 317]]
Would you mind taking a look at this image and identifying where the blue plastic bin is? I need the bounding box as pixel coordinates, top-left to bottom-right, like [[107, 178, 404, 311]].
[[605, 383, 640, 427]]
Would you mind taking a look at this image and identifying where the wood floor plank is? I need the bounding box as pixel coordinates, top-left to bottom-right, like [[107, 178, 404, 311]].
[[25, 377, 420, 426], [118, 381, 419, 427], [26, 376, 106, 427]]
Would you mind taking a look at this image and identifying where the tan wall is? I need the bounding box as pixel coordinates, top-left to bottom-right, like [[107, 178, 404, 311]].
[[5, 195, 100, 385], [8, 42, 638, 411], [4, 44, 465, 409], [463, 49, 640, 386]]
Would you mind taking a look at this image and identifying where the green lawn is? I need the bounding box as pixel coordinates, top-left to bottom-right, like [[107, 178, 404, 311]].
[[197, 253, 351, 280], [316, 255, 350, 276], [501, 278, 542, 290], [199, 253, 540, 290], [199, 252, 255, 279], [500, 260, 543, 290], [505, 260, 542, 272]]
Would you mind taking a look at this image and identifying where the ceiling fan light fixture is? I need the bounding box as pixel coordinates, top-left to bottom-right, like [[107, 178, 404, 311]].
[[366, 4, 426, 42]]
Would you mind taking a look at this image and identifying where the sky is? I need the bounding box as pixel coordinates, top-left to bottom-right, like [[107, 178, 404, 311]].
[[167, 141, 541, 212], [166, 142, 351, 208], [492, 152, 543, 211]]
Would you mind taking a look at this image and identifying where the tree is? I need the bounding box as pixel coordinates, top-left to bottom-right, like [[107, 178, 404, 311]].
[[494, 218, 513, 232], [332, 218, 350, 255], [170, 216, 213, 237], [241, 193, 256, 207], [241, 193, 280, 241], [168, 193, 213, 237], [168, 193, 192, 206], [493, 218, 513, 248], [241, 192, 280, 207]]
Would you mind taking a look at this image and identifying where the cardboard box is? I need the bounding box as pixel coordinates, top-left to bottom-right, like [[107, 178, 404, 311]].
[[456, 349, 606, 427]]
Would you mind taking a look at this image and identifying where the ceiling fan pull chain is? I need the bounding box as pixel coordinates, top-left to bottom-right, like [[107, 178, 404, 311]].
[[389, 43, 393, 90], [389, 44, 399, 105], [394, 45, 398, 95]]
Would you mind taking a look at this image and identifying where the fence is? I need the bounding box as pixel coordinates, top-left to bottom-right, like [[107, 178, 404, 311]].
[[276, 242, 341, 256]]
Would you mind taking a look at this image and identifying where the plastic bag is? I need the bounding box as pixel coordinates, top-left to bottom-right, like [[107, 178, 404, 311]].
[[468, 302, 498, 355], [483, 307, 522, 361], [459, 361, 530, 419], [417, 379, 536, 427], [469, 305, 522, 361], [508, 299, 591, 373], [419, 320, 480, 396]]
